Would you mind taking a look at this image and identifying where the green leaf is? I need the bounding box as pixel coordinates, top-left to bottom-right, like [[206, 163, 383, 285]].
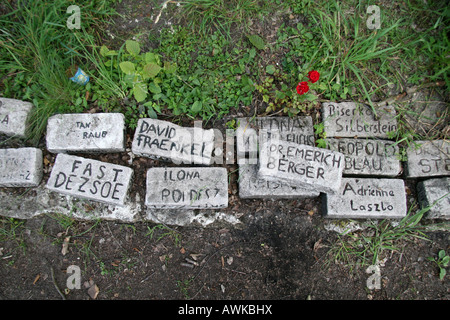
[[247, 34, 265, 50], [164, 61, 177, 74], [133, 83, 147, 102], [266, 65, 276, 75], [439, 268, 446, 280], [119, 61, 135, 75], [143, 63, 161, 79], [100, 45, 109, 57], [275, 90, 285, 100], [147, 106, 157, 119], [304, 93, 318, 101], [100, 45, 117, 57], [145, 52, 159, 64], [148, 82, 161, 94], [191, 101, 202, 113], [126, 40, 140, 56]]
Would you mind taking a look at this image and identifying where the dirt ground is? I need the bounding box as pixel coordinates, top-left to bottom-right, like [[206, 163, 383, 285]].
[[1, 0, 449, 304]]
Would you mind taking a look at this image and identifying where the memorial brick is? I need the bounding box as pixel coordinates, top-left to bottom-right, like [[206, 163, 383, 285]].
[[236, 116, 315, 163], [132, 118, 214, 165], [405, 140, 449, 178], [322, 102, 398, 138], [258, 139, 345, 194], [145, 167, 228, 209], [417, 177, 450, 219], [46, 153, 133, 206], [323, 177, 407, 219], [0, 148, 43, 187], [46, 113, 126, 153], [0, 98, 34, 138], [238, 164, 319, 199], [326, 138, 401, 176]]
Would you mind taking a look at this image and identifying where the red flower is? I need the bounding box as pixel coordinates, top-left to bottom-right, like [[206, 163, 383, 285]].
[[296, 81, 309, 95], [308, 70, 320, 83]]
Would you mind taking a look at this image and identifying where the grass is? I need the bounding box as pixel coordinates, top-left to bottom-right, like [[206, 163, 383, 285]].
[[325, 204, 433, 270], [178, 0, 274, 38], [0, 0, 118, 144], [0, 217, 26, 254], [146, 224, 183, 247]]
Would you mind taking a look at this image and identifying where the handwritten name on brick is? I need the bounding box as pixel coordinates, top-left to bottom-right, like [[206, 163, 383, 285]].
[[132, 119, 214, 165], [406, 140, 449, 178], [46, 113, 125, 153], [0, 98, 34, 138], [46, 154, 133, 206], [326, 138, 401, 176], [0, 148, 42, 187], [145, 167, 228, 209], [258, 139, 344, 194], [324, 177, 407, 219], [236, 116, 315, 160], [238, 164, 319, 199], [322, 102, 397, 138]]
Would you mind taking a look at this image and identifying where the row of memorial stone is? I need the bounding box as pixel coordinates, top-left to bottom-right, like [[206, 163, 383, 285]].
[[0, 97, 448, 219]]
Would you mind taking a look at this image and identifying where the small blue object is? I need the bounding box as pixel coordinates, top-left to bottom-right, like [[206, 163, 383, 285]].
[[70, 67, 90, 85]]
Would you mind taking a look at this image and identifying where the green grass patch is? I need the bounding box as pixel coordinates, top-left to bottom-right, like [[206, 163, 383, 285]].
[[0, 0, 118, 144]]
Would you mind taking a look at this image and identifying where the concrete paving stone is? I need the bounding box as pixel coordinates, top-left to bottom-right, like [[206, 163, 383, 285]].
[[236, 116, 315, 164], [145, 167, 228, 209], [326, 138, 402, 176], [0, 148, 43, 187], [258, 139, 345, 194], [46, 153, 133, 206], [238, 163, 319, 199], [405, 140, 449, 178], [322, 102, 398, 138], [417, 177, 450, 219], [323, 177, 407, 219], [0, 97, 34, 138], [46, 113, 126, 153], [132, 118, 214, 165]]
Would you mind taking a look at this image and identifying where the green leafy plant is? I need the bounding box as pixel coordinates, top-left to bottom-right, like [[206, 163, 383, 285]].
[[314, 122, 327, 148], [117, 40, 164, 103], [427, 250, 450, 280], [256, 67, 319, 116], [153, 27, 256, 121]]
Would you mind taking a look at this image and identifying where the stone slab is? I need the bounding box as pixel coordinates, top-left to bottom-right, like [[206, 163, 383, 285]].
[[132, 118, 214, 165], [46, 113, 126, 153], [0, 183, 141, 221], [323, 177, 407, 219], [145, 208, 241, 227], [238, 164, 319, 199], [326, 138, 401, 176], [322, 102, 398, 138], [145, 167, 228, 209], [46, 153, 133, 206], [417, 177, 450, 219], [258, 139, 345, 194], [0, 97, 34, 138], [0, 148, 43, 187], [405, 140, 449, 178], [236, 116, 315, 163]]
